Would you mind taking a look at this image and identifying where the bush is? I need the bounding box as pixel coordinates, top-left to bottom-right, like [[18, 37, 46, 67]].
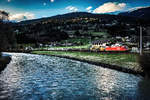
[[0, 21, 16, 51], [138, 53, 150, 78]]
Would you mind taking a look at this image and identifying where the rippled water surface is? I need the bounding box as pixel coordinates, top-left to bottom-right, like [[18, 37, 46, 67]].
[[0, 53, 147, 100]]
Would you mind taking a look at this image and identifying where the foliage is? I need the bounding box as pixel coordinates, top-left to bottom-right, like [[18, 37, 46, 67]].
[[0, 21, 16, 51], [138, 54, 150, 77], [15, 23, 69, 44], [60, 38, 91, 45], [14, 11, 150, 44], [74, 30, 80, 37]]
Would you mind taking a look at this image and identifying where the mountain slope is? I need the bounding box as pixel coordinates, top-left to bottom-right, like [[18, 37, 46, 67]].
[[119, 7, 150, 20], [19, 12, 132, 25]]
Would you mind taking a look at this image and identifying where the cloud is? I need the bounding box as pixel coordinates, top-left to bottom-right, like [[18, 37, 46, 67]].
[[66, 6, 78, 12], [43, 2, 46, 6], [86, 6, 92, 11], [93, 2, 126, 13], [9, 12, 35, 22], [42, 15, 47, 18], [7, 0, 11, 2], [86, 6, 92, 12], [51, 0, 54, 3]]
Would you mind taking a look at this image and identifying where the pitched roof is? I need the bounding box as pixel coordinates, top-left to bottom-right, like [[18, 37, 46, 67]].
[[92, 40, 110, 44]]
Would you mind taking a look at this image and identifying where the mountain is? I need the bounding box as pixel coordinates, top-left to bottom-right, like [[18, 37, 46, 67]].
[[51, 12, 95, 19], [119, 7, 150, 20], [19, 12, 133, 25], [19, 12, 114, 24], [20, 12, 98, 24]]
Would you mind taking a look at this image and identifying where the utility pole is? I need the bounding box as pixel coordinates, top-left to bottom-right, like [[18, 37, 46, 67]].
[[89, 32, 92, 44], [140, 26, 143, 55]]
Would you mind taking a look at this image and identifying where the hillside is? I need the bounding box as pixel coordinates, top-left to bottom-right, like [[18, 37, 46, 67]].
[[119, 7, 150, 20], [19, 12, 136, 25], [14, 11, 150, 44]]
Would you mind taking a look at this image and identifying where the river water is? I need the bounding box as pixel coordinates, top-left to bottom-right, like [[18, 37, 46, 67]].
[[0, 53, 149, 100]]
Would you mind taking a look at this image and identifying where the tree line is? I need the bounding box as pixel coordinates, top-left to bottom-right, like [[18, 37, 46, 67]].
[[0, 11, 16, 53]]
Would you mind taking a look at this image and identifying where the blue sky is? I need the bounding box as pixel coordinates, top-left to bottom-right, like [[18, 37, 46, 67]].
[[0, 0, 150, 21]]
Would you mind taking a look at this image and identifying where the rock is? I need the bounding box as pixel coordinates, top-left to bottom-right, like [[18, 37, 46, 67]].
[[0, 54, 11, 72]]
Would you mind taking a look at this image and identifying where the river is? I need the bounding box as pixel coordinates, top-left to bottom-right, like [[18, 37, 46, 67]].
[[0, 53, 149, 100]]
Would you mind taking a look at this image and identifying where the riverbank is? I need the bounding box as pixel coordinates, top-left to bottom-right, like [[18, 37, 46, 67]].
[[0, 53, 11, 72], [32, 51, 144, 76]]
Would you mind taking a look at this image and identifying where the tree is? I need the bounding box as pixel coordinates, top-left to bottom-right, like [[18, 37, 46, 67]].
[[107, 24, 128, 37], [0, 22, 16, 51], [74, 30, 81, 37], [0, 11, 16, 52]]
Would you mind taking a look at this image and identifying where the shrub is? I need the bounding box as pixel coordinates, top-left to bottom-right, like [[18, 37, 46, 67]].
[[138, 53, 150, 78]]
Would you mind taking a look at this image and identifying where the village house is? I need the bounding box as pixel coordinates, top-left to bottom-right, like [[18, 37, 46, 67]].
[[90, 39, 129, 52]]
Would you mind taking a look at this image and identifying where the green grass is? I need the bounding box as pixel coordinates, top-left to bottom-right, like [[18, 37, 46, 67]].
[[39, 44, 90, 50], [60, 32, 109, 45], [90, 32, 107, 36], [60, 38, 91, 45], [32, 51, 142, 72], [52, 44, 90, 49]]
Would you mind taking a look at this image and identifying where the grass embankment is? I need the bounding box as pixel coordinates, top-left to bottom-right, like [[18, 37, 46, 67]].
[[40, 45, 90, 51], [51, 45, 90, 49], [32, 51, 143, 75]]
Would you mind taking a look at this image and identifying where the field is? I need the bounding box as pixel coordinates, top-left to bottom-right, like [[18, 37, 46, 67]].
[[32, 51, 142, 74]]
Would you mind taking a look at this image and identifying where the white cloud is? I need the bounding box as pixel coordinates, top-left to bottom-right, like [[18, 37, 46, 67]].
[[66, 6, 78, 12], [43, 2, 46, 6], [93, 2, 126, 13], [86, 6, 92, 11], [7, 0, 11, 2], [86, 6, 92, 13], [51, 0, 54, 2], [9, 12, 35, 22], [42, 15, 47, 18]]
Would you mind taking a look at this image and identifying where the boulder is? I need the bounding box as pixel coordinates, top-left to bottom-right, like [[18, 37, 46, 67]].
[[0, 54, 11, 72]]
